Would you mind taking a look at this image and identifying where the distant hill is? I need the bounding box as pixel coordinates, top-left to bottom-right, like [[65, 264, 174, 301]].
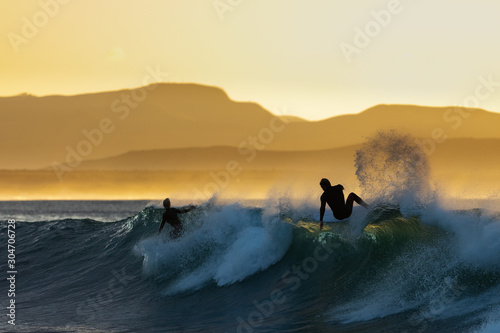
[[72, 138, 500, 174], [73, 145, 359, 171], [2, 83, 500, 169]]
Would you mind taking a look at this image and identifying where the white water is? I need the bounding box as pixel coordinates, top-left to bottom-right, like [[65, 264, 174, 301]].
[[134, 202, 293, 295]]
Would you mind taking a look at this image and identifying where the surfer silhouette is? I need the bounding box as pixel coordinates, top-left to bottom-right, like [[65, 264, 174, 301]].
[[319, 178, 369, 229], [158, 198, 196, 238]]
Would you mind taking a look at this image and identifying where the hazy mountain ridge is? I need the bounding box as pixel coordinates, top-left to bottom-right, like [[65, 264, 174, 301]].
[[69, 138, 500, 173], [70, 145, 359, 171], [2, 83, 500, 169]]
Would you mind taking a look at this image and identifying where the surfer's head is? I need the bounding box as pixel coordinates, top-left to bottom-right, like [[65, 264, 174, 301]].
[[163, 198, 171, 209], [320, 178, 331, 189]]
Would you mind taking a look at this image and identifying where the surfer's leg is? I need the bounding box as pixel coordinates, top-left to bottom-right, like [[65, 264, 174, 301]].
[[344, 194, 355, 218], [345, 193, 369, 217]]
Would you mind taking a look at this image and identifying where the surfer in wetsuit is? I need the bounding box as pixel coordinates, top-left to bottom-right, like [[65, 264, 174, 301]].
[[319, 178, 369, 230], [158, 198, 196, 238]]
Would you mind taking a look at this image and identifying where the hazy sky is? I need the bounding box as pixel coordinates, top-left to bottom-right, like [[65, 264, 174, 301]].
[[2, 0, 500, 120]]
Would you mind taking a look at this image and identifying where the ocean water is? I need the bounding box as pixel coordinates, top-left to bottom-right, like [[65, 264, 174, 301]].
[[1, 132, 499, 332], [1, 197, 500, 333]]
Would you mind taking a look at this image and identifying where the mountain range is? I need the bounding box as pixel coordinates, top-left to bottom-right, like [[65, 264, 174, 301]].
[[2, 83, 500, 169]]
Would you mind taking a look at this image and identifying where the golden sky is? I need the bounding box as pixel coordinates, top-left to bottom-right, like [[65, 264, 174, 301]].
[[1, 0, 500, 120]]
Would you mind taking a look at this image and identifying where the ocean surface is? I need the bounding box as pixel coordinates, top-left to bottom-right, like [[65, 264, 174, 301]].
[[1, 196, 500, 333]]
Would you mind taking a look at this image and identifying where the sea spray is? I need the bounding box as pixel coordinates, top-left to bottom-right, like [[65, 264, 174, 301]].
[[354, 130, 435, 214]]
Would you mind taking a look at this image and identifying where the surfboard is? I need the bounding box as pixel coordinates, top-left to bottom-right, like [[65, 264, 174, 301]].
[[312, 213, 351, 223], [291, 217, 350, 234]]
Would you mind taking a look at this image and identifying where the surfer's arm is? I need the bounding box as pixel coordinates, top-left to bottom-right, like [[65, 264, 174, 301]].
[[319, 198, 326, 229], [158, 216, 167, 234], [178, 205, 196, 214]]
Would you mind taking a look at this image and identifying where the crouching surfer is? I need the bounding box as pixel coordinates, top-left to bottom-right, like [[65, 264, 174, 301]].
[[319, 178, 369, 230], [158, 198, 196, 239]]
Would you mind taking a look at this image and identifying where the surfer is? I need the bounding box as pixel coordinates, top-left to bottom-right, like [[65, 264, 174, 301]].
[[319, 178, 369, 229], [158, 198, 196, 238]]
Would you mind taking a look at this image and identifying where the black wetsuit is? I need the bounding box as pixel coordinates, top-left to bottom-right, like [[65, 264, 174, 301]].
[[321, 184, 365, 220], [161, 208, 185, 238]]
